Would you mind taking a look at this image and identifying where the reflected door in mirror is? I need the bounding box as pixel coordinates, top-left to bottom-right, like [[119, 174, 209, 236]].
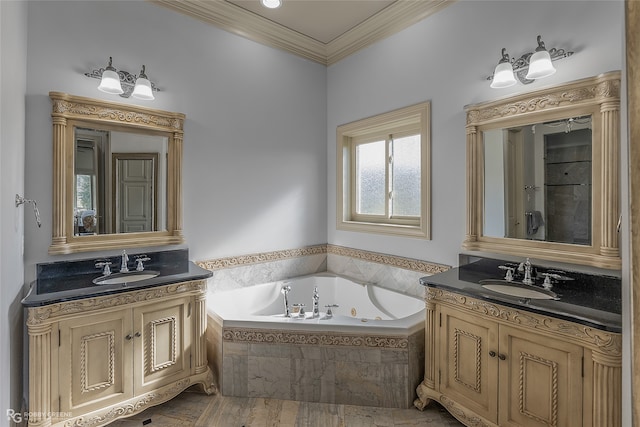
[[114, 154, 158, 233]]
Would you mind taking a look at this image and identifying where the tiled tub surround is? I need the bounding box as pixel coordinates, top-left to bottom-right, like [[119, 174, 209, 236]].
[[206, 273, 426, 408], [198, 245, 447, 408], [210, 324, 425, 409], [197, 244, 449, 298]]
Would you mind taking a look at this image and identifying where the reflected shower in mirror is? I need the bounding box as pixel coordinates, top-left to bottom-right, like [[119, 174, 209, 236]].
[[483, 116, 592, 245], [73, 127, 167, 236]]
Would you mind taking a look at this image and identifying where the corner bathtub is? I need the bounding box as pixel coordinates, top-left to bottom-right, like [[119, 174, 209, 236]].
[[206, 273, 426, 408]]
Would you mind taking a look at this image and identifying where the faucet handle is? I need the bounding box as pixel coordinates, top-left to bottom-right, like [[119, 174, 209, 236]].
[[95, 260, 112, 276], [134, 255, 151, 271], [292, 303, 306, 317], [498, 265, 515, 281], [324, 304, 339, 317]]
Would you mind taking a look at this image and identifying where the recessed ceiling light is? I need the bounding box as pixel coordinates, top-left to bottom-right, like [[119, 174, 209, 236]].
[[261, 0, 282, 9]]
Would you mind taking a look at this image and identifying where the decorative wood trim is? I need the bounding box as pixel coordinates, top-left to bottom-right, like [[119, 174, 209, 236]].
[[518, 351, 558, 426], [80, 331, 116, 393], [26, 280, 206, 326], [416, 288, 622, 426], [453, 328, 482, 393], [626, 2, 640, 424], [149, 317, 177, 373], [48, 92, 185, 255], [26, 279, 215, 427], [58, 373, 211, 427], [222, 327, 410, 349], [463, 72, 622, 269], [152, 0, 452, 66], [426, 288, 622, 356]]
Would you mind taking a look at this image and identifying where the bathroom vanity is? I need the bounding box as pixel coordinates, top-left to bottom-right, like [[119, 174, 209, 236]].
[[415, 256, 621, 427], [21, 249, 214, 427]]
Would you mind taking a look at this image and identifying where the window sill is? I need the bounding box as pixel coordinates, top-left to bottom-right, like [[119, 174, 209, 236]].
[[337, 219, 430, 239]]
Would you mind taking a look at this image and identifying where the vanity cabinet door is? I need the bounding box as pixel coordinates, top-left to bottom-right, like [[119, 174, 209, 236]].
[[439, 306, 499, 423], [58, 308, 133, 416], [498, 325, 583, 427], [133, 296, 192, 395]]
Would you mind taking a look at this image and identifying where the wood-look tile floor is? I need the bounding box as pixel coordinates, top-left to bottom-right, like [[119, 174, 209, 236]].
[[108, 389, 465, 427]]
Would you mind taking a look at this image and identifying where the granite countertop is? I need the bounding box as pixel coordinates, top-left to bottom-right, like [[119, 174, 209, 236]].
[[421, 256, 622, 333], [22, 249, 213, 307]]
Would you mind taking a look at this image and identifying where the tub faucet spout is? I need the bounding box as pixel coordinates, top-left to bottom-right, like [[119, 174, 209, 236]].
[[312, 286, 320, 318], [281, 284, 292, 317]]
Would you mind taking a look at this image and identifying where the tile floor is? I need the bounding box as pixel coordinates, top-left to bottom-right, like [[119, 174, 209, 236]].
[[108, 389, 465, 427]]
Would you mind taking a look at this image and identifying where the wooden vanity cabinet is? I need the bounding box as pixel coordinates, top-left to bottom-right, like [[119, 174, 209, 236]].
[[416, 288, 621, 427], [26, 280, 215, 427], [439, 305, 583, 426]]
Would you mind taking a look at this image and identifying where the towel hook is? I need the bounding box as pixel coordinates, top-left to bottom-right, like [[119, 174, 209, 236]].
[[16, 194, 42, 228]]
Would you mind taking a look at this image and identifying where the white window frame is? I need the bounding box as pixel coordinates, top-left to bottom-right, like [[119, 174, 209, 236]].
[[336, 101, 431, 239]]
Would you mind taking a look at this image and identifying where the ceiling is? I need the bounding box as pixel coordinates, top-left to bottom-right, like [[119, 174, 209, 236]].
[[153, 0, 453, 65]]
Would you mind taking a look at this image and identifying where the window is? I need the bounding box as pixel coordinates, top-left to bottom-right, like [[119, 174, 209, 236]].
[[337, 101, 431, 238]]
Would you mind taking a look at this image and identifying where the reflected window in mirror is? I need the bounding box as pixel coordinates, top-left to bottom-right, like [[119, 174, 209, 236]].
[[483, 116, 593, 246]]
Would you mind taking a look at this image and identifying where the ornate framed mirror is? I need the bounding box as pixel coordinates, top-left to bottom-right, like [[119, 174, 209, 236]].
[[49, 92, 185, 254], [463, 71, 621, 269]]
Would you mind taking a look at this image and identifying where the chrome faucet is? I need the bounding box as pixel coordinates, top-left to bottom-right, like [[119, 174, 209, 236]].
[[281, 284, 292, 317], [95, 259, 112, 276], [312, 286, 320, 318], [120, 250, 129, 273], [135, 254, 151, 271], [518, 258, 534, 285]]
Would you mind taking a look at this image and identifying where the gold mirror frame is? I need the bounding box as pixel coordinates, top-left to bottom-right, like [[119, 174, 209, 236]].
[[463, 71, 621, 269], [48, 92, 185, 254]]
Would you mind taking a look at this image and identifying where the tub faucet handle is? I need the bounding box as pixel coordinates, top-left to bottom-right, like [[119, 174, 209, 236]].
[[324, 304, 339, 318], [292, 303, 306, 318]]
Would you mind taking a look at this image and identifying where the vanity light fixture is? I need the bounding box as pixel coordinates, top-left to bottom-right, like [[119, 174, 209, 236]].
[[131, 65, 155, 100], [85, 57, 160, 99], [487, 35, 573, 88], [490, 49, 517, 89], [96, 57, 124, 95], [261, 0, 282, 9]]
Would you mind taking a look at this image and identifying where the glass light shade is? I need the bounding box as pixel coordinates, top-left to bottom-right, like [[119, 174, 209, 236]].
[[131, 77, 155, 100], [261, 0, 282, 8], [526, 50, 556, 80], [490, 61, 517, 88], [97, 69, 124, 94]]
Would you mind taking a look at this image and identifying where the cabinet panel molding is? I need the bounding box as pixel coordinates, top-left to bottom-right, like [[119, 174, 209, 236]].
[[417, 288, 621, 427], [26, 280, 214, 427]]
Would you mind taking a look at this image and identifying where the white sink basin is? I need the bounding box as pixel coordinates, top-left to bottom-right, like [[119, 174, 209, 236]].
[[479, 280, 558, 300], [93, 271, 160, 285]]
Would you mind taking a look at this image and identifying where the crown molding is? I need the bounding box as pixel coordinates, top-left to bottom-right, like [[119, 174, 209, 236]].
[[326, 0, 452, 65], [151, 0, 453, 65]]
